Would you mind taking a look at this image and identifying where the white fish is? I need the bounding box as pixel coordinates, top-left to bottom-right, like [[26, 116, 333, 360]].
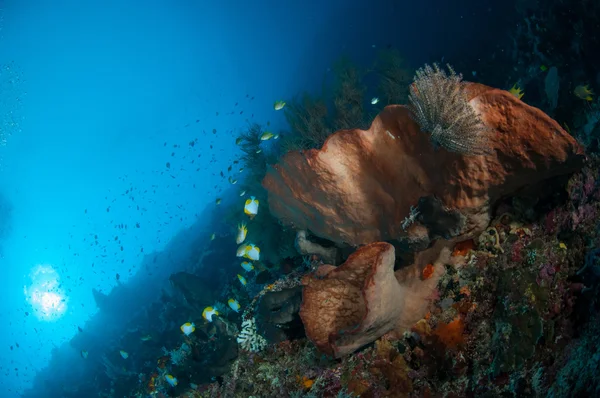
[[244, 196, 259, 218], [243, 244, 260, 261], [236, 223, 248, 245], [236, 244, 248, 257], [371, 97, 379, 105]]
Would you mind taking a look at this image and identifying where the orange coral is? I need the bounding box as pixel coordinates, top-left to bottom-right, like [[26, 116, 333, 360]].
[[434, 316, 465, 349], [459, 285, 471, 297], [422, 263, 435, 280], [302, 377, 314, 389], [296, 375, 314, 389], [452, 239, 475, 257]]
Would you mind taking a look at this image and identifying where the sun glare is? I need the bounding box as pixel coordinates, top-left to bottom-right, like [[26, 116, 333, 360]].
[[24, 264, 68, 321]]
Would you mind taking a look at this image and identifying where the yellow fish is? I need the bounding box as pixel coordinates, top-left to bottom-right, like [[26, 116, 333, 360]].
[[180, 322, 196, 336], [509, 84, 524, 99], [236, 223, 248, 244], [244, 196, 259, 219], [243, 244, 260, 261], [260, 131, 274, 141], [165, 374, 178, 387], [202, 307, 219, 322], [228, 298, 241, 312], [274, 100, 286, 111], [236, 244, 248, 257], [237, 274, 247, 286], [574, 85, 594, 101], [240, 261, 254, 272]]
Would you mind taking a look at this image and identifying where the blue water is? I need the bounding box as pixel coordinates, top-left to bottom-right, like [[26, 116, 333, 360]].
[[0, 0, 514, 396]]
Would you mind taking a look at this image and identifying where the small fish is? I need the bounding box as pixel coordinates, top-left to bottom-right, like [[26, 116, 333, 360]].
[[237, 274, 247, 286], [256, 149, 262, 154], [559, 242, 567, 250], [471, 71, 477, 77], [228, 298, 241, 312], [236, 244, 248, 257], [202, 307, 219, 322], [215, 198, 222, 205], [239, 190, 246, 197], [140, 334, 152, 342], [273, 134, 279, 140], [165, 374, 178, 387], [229, 176, 238, 184], [385, 130, 395, 140], [119, 350, 129, 359], [210, 233, 216, 241], [236, 223, 248, 244], [80, 350, 89, 359], [371, 97, 379, 105], [260, 131, 274, 141], [244, 196, 259, 219], [235, 137, 242, 145], [274, 100, 286, 110], [540, 65, 548, 72], [240, 261, 254, 272], [243, 244, 260, 261], [180, 322, 196, 336], [574, 85, 594, 101], [239, 167, 244, 173], [509, 84, 524, 100]]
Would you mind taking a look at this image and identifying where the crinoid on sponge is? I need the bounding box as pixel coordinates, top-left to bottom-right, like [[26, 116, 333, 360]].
[[408, 63, 490, 156], [263, 83, 584, 247]]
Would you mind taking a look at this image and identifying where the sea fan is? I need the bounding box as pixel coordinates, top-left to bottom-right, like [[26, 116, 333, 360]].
[[408, 63, 490, 156]]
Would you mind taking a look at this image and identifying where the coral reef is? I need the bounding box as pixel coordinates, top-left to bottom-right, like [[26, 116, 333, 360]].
[[237, 317, 268, 353], [198, 165, 600, 397], [263, 82, 584, 247]]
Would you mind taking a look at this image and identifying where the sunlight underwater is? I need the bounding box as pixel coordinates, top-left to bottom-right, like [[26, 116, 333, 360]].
[[23, 264, 68, 322]]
